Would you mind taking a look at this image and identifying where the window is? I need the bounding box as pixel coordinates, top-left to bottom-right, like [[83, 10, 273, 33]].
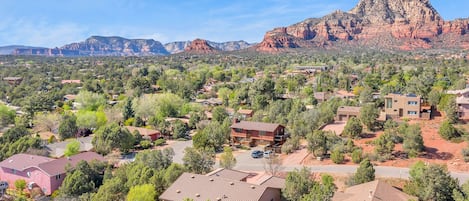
[[12, 169, 16, 174], [408, 111, 417, 115], [408, 101, 418, 105], [234, 128, 243, 133], [27, 172, 31, 177], [386, 99, 393, 108], [56, 174, 61, 180], [259, 131, 266, 136]]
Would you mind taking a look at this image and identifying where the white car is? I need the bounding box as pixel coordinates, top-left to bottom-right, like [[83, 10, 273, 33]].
[[264, 150, 274, 158]]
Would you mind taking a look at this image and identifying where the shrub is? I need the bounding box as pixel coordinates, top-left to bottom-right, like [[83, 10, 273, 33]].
[[351, 149, 363, 164], [331, 148, 344, 164], [463, 148, 469, 162], [438, 120, 460, 140], [140, 140, 152, 149], [154, 139, 166, 146]]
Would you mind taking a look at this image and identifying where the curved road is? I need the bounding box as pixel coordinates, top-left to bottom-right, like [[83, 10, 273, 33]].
[[233, 149, 469, 183]]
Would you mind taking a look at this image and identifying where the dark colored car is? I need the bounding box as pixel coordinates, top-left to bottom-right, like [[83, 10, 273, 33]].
[[251, 150, 263, 158]]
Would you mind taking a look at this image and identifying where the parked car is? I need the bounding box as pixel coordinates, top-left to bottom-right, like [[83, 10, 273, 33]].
[[251, 150, 263, 158], [264, 150, 274, 158]]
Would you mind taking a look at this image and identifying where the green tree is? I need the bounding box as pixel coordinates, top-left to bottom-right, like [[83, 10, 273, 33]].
[[283, 167, 315, 201], [59, 169, 95, 197], [405, 162, 459, 201], [75, 90, 107, 111], [126, 184, 156, 201], [374, 133, 395, 155], [64, 140, 80, 157], [58, 113, 78, 140], [359, 104, 379, 131], [428, 89, 442, 107], [453, 180, 469, 201], [439, 120, 460, 140], [351, 149, 363, 164], [123, 98, 135, 121], [307, 130, 327, 157], [14, 179, 26, 192], [0, 104, 16, 127], [32, 112, 61, 133], [301, 174, 336, 201], [445, 96, 459, 124], [212, 106, 228, 124], [182, 147, 215, 174], [402, 124, 424, 158], [171, 120, 188, 139], [343, 117, 362, 139], [353, 159, 375, 185], [219, 147, 237, 169], [92, 123, 135, 155], [193, 121, 229, 151], [331, 148, 344, 164], [163, 163, 186, 187]]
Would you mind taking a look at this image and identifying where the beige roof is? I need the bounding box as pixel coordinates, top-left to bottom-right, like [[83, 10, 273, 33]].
[[256, 175, 285, 189], [456, 96, 469, 105], [206, 168, 250, 181], [337, 106, 361, 113], [231, 121, 283, 133], [159, 173, 274, 201], [238, 109, 254, 115], [332, 180, 417, 201], [447, 88, 469, 95]]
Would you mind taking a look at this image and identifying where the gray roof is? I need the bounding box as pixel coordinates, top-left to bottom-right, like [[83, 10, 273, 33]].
[[160, 173, 275, 201], [231, 121, 283, 133], [206, 168, 250, 181], [46, 137, 93, 158]]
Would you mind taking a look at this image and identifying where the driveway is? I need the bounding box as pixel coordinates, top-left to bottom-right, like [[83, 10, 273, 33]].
[[167, 140, 193, 164]]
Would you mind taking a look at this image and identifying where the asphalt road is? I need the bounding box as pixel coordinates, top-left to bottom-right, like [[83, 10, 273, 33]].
[[234, 148, 469, 184]]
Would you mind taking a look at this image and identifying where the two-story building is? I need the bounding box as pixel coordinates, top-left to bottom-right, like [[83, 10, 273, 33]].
[[230, 121, 286, 148], [335, 106, 361, 121], [0, 152, 105, 195], [383, 93, 430, 120], [447, 88, 469, 119]]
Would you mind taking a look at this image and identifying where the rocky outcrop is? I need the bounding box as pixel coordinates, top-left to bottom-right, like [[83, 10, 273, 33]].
[[165, 40, 252, 54], [183, 39, 219, 54], [256, 0, 469, 52]]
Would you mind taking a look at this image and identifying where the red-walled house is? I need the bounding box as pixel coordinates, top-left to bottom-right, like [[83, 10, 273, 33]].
[[0, 152, 105, 195], [230, 121, 286, 147]]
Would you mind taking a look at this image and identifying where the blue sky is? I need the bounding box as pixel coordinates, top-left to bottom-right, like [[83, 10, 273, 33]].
[[0, 0, 467, 47]]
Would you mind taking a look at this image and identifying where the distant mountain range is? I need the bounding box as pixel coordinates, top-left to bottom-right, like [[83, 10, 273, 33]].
[[2, 0, 469, 56], [0, 36, 254, 56]]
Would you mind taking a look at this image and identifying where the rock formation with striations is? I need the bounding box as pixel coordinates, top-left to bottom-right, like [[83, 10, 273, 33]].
[[256, 0, 469, 52], [183, 39, 220, 54]]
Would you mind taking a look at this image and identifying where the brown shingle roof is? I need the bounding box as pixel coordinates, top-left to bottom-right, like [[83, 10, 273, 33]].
[[38, 152, 105, 176], [160, 173, 274, 201], [125, 126, 161, 136], [206, 168, 250, 181], [231, 121, 283, 133], [238, 109, 254, 115], [332, 180, 417, 201], [257, 176, 285, 189]]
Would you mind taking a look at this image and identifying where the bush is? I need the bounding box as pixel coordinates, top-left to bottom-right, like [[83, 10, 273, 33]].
[[351, 149, 363, 164], [154, 139, 166, 146], [439, 120, 460, 140], [463, 148, 469, 162], [140, 140, 152, 149], [331, 148, 344, 164]]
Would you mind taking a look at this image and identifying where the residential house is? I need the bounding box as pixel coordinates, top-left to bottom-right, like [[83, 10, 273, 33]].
[[0, 152, 105, 195], [125, 126, 161, 141], [63, 94, 77, 102], [314, 92, 330, 103], [61, 80, 81, 84], [3, 77, 23, 85], [335, 106, 361, 121], [194, 98, 223, 106], [447, 88, 469, 119], [237, 109, 254, 119], [230, 121, 286, 147], [383, 93, 430, 120], [46, 136, 93, 158], [335, 90, 356, 99], [159, 169, 284, 201], [332, 180, 417, 201]]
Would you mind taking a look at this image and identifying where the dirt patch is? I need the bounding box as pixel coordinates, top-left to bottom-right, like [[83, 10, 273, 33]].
[[303, 116, 469, 172]]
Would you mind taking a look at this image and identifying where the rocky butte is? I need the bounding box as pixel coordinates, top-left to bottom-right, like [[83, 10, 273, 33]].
[[183, 39, 220, 54], [255, 0, 469, 53]]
